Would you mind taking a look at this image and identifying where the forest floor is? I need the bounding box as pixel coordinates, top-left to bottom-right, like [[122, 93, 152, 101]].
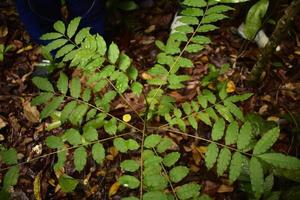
[[0, 0, 300, 199]]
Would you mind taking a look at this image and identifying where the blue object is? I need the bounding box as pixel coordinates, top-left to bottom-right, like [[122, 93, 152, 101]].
[[16, 0, 106, 44]]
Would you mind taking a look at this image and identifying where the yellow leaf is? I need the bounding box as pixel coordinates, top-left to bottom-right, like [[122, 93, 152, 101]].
[[226, 80, 236, 93], [141, 72, 152, 80], [34, 171, 42, 200], [267, 116, 279, 122], [122, 114, 131, 122], [109, 182, 120, 197]]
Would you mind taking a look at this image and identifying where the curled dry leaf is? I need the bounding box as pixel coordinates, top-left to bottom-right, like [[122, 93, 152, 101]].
[[109, 182, 121, 198], [226, 80, 236, 93], [0, 117, 7, 129], [217, 184, 234, 193], [23, 100, 40, 123]]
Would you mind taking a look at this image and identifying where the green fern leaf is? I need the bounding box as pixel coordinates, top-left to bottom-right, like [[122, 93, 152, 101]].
[[225, 121, 239, 145], [57, 72, 68, 94], [169, 166, 189, 183], [192, 36, 211, 44], [95, 34, 107, 56], [182, 0, 207, 7], [215, 104, 234, 122], [182, 102, 192, 115], [144, 134, 162, 148], [188, 115, 198, 130], [3, 166, 19, 190], [131, 82, 143, 96], [116, 72, 129, 93], [32, 77, 54, 92], [75, 27, 90, 44], [182, 8, 204, 16], [104, 118, 118, 135], [176, 25, 194, 33], [58, 175, 78, 193], [0, 148, 18, 165], [211, 118, 225, 141], [40, 32, 62, 40], [119, 54, 131, 71], [143, 191, 167, 200], [206, 107, 218, 121], [119, 175, 140, 189], [253, 127, 280, 155], [46, 135, 64, 149], [61, 100, 77, 123], [203, 89, 216, 104], [225, 93, 253, 103], [82, 88, 91, 102], [31, 92, 54, 106], [70, 77, 81, 98], [177, 57, 194, 68], [82, 126, 98, 142], [163, 152, 180, 167], [217, 147, 231, 176], [63, 49, 78, 62], [224, 101, 244, 121], [67, 17, 81, 38], [121, 159, 140, 172], [205, 143, 219, 169], [229, 152, 244, 183], [41, 96, 64, 119], [92, 143, 105, 164], [202, 13, 227, 23], [258, 153, 300, 170], [53, 20, 65, 34], [176, 183, 201, 200], [54, 149, 67, 171], [156, 137, 173, 153], [114, 138, 128, 153], [180, 16, 199, 25], [198, 112, 212, 126], [197, 24, 218, 32], [63, 128, 82, 145], [249, 157, 264, 197], [45, 38, 68, 52], [108, 42, 119, 64], [55, 44, 75, 58], [206, 5, 233, 14], [237, 121, 252, 150], [74, 146, 87, 172], [69, 103, 89, 125], [186, 44, 204, 53]]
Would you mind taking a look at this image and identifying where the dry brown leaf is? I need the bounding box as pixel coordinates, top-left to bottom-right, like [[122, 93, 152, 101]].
[[23, 100, 40, 123], [34, 171, 42, 200], [217, 184, 234, 193], [109, 182, 121, 198], [226, 80, 236, 93], [0, 117, 7, 129]]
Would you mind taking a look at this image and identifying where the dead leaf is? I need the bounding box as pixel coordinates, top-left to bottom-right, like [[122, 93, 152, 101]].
[[23, 100, 40, 123], [217, 184, 234, 193], [0, 117, 7, 129], [141, 72, 152, 80], [109, 182, 121, 198], [0, 26, 8, 38], [34, 171, 42, 200], [226, 80, 236, 93]]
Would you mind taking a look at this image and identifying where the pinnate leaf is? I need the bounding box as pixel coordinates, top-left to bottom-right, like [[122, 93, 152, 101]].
[[229, 152, 244, 183], [169, 166, 189, 183], [249, 157, 264, 197], [92, 143, 105, 164], [32, 77, 54, 92], [176, 183, 201, 200], [253, 127, 279, 155], [225, 121, 239, 145], [119, 175, 140, 189], [70, 77, 81, 98], [57, 72, 68, 94], [41, 96, 64, 119], [217, 148, 231, 176], [237, 121, 252, 150], [74, 147, 87, 172], [144, 134, 162, 148], [205, 143, 219, 169], [121, 160, 140, 172], [211, 118, 225, 141], [67, 17, 81, 38], [53, 20, 65, 34], [163, 152, 180, 167], [108, 42, 119, 64], [258, 153, 300, 170], [58, 175, 79, 193]]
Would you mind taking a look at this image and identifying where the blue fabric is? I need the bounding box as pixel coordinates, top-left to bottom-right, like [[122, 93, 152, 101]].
[[16, 0, 105, 44]]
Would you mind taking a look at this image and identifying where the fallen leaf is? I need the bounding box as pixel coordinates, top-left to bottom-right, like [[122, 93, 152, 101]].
[[267, 116, 280, 122], [23, 100, 40, 123], [217, 184, 234, 193], [141, 72, 152, 80], [226, 80, 236, 93], [34, 171, 42, 200], [0, 117, 7, 129], [109, 182, 121, 198]]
